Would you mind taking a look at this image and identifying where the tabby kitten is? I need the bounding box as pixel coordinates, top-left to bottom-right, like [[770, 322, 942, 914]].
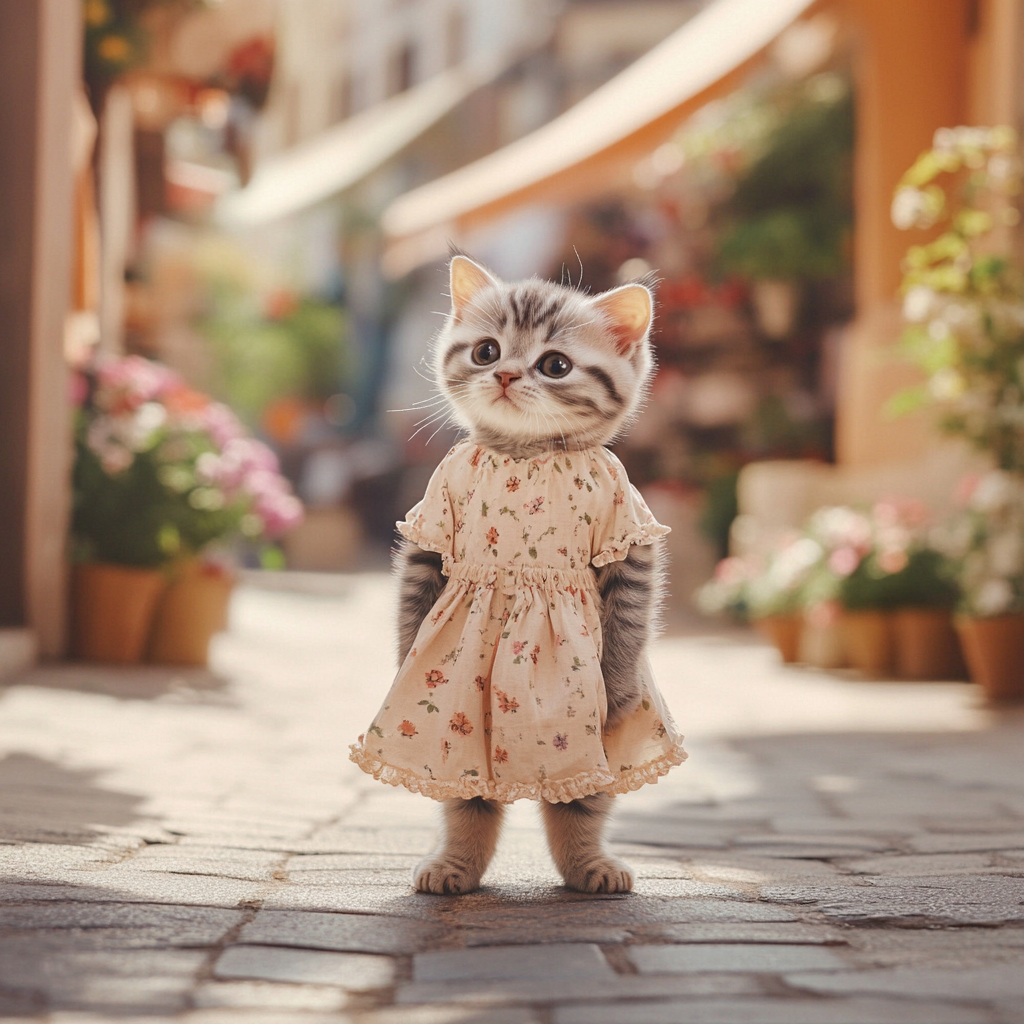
[[397, 254, 664, 895]]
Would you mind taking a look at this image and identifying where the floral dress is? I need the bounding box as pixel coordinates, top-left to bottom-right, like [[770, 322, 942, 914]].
[[349, 441, 687, 803]]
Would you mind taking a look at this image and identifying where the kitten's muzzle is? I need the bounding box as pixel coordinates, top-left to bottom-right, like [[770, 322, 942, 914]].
[[494, 370, 521, 390]]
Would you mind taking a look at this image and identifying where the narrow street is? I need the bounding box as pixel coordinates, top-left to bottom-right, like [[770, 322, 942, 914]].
[[1, 574, 1022, 1024]]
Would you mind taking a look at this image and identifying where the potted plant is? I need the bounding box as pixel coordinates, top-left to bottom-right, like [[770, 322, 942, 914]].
[[71, 356, 303, 664], [698, 534, 823, 663], [805, 502, 961, 677], [715, 80, 853, 338], [938, 471, 1024, 701]]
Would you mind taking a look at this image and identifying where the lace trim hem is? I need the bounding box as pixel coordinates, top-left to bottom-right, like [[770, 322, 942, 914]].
[[591, 522, 672, 568], [348, 742, 687, 804]]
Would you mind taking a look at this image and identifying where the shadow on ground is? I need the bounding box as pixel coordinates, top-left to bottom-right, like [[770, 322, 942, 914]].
[[3, 663, 231, 703]]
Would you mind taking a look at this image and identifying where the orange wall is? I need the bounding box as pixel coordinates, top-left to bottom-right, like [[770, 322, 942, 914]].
[[836, 0, 972, 466]]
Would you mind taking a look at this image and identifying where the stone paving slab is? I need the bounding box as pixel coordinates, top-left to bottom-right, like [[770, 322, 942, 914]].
[[239, 908, 444, 954], [412, 942, 613, 982], [552, 997, 993, 1024], [193, 979, 353, 1011], [214, 944, 396, 989], [788, 963, 1024, 1001], [627, 941, 848, 973], [644, 921, 846, 944], [395, 972, 764, 1007], [1, 576, 1023, 1021]]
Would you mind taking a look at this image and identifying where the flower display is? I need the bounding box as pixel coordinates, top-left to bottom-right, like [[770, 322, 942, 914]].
[[892, 125, 1024, 472], [72, 355, 303, 567], [699, 498, 958, 621], [804, 500, 956, 612], [697, 532, 823, 621], [935, 470, 1024, 617]]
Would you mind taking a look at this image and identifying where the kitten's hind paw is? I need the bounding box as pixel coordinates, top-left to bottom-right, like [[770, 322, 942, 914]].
[[563, 856, 634, 894], [413, 856, 481, 895]]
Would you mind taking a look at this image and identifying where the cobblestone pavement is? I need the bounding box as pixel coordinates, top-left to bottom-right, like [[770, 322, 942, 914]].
[[1, 573, 1023, 1023]]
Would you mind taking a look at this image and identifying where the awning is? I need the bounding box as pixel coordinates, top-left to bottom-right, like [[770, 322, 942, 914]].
[[382, 0, 819, 268], [215, 55, 509, 227]]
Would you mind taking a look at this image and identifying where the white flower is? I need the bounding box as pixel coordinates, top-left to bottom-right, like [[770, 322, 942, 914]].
[[903, 286, 936, 323], [126, 402, 167, 451], [971, 471, 1016, 513], [975, 577, 1014, 616], [929, 368, 966, 400], [988, 532, 1024, 576], [892, 187, 927, 229]]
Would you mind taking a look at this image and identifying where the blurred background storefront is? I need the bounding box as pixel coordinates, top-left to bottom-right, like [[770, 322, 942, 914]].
[[2, 0, 1022, 668]]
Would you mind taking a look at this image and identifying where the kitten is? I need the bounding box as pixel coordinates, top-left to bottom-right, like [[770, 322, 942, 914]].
[[396, 253, 664, 895]]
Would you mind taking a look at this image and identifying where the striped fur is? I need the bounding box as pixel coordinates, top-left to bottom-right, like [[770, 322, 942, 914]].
[[395, 541, 446, 665], [595, 538, 664, 729], [434, 258, 655, 459]]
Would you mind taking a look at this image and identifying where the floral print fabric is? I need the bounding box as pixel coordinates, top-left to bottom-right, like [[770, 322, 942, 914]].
[[349, 441, 687, 803]]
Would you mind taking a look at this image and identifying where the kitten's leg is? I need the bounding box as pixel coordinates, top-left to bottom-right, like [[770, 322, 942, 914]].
[[396, 540, 446, 664], [542, 793, 633, 893], [414, 796, 505, 894], [595, 540, 661, 730], [543, 542, 659, 893]]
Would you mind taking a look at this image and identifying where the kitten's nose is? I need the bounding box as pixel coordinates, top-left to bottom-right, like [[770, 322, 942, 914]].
[[495, 371, 521, 390]]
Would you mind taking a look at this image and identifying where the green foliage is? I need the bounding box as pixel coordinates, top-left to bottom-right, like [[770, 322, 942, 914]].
[[892, 126, 1024, 471], [72, 422, 245, 567], [716, 85, 853, 281], [199, 293, 350, 429], [837, 548, 959, 611], [699, 471, 739, 560]]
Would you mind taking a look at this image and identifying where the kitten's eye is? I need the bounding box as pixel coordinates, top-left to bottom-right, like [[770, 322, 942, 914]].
[[471, 339, 501, 365], [537, 352, 573, 378]]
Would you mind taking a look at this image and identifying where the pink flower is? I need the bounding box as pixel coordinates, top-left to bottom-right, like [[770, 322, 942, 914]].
[[954, 473, 981, 508], [828, 547, 861, 577], [877, 548, 909, 574], [95, 356, 180, 414]]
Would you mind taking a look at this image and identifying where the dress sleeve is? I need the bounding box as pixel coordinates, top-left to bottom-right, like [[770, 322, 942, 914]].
[[590, 451, 671, 568], [396, 448, 459, 557]]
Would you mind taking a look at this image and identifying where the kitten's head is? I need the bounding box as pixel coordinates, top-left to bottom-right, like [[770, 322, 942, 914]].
[[434, 254, 655, 456]]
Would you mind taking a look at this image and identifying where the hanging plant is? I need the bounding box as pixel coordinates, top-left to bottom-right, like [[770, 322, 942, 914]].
[[82, 0, 212, 106]]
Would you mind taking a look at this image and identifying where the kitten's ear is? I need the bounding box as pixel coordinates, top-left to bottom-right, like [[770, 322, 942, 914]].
[[592, 284, 652, 355], [449, 255, 499, 314]]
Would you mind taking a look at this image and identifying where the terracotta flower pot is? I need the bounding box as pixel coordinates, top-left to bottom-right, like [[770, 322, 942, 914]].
[[954, 614, 1024, 703], [893, 608, 968, 681], [754, 614, 803, 663], [72, 563, 166, 664], [148, 562, 234, 666], [840, 609, 894, 675]]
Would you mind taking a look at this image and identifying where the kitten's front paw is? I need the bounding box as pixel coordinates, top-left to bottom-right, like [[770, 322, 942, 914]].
[[413, 856, 481, 895], [563, 856, 634, 894]]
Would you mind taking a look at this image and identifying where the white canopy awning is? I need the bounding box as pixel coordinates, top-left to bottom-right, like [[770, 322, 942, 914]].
[[215, 55, 508, 227], [382, 0, 819, 257]]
